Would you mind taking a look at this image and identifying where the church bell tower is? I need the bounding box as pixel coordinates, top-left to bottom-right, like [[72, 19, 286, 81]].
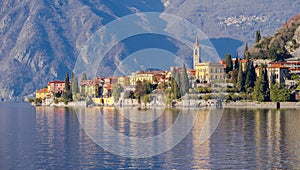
[[193, 36, 201, 69]]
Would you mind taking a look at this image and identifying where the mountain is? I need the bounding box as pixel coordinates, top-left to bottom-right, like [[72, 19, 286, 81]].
[[249, 13, 300, 61], [0, 0, 299, 98]]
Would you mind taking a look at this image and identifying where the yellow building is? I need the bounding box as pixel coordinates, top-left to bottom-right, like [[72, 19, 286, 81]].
[[194, 62, 225, 84], [36, 88, 50, 99], [192, 36, 225, 84], [130, 71, 154, 86], [79, 80, 101, 97]]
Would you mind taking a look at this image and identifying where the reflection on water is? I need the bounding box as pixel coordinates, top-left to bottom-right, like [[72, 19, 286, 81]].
[[0, 104, 300, 169]]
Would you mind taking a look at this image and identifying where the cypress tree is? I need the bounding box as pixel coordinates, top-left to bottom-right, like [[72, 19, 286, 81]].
[[63, 72, 72, 101], [235, 52, 239, 70], [237, 63, 245, 92], [81, 73, 87, 81], [65, 72, 71, 91], [253, 65, 269, 102], [244, 42, 250, 59], [180, 64, 189, 95], [255, 30, 261, 43], [225, 54, 233, 73], [174, 69, 181, 89], [171, 77, 181, 99], [72, 77, 79, 94], [245, 60, 256, 91], [71, 72, 75, 79]]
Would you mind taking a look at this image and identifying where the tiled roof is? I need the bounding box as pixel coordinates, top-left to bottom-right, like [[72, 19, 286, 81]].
[[268, 64, 289, 69], [36, 88, 49, 93], [48, 80, 65, 84]]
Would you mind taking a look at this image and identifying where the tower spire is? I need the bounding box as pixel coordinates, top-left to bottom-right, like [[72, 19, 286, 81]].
[[195, 36, 199, 46]]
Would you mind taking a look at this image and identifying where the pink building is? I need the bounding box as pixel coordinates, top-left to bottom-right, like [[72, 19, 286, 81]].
[[48, 80, 66, 94]]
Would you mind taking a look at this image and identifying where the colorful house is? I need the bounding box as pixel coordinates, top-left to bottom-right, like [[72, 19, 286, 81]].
[[36, 88, 50, 99], [48, 80, 66, 94], [80, 79, 103, 97]]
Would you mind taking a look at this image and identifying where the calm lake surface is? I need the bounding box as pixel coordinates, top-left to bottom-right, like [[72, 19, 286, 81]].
[[0, 103, 300, 169]]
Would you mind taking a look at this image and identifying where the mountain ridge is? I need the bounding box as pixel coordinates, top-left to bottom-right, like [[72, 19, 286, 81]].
[[0, 0, 299, 98]]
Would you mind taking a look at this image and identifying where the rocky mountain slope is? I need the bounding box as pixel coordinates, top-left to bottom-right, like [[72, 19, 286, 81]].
[[0, 0, 299, 98], [249, 14, 300, 61]]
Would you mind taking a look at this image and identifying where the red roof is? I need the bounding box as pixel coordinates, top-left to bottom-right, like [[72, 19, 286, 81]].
[[268, 64, 289, 69], [48, 80, 65, 84], [36, 88, 49, 93]]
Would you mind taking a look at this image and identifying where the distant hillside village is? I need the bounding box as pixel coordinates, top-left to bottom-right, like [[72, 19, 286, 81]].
[[31, 36, 300, 107]]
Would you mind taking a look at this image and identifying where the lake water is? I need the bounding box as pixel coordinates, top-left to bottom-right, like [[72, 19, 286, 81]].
[[0, 103, 300, 169]]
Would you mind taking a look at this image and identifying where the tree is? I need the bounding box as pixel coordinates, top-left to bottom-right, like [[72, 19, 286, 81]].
[[171, 77, 181, 99], [255, 30, 261, 43], [253, 65, 269, 102], [81, 73, 87, 81], [142, 94, 151, 108], [268, 47, 279, 61], [235, 53, 239, 70], [244, 60, 256, 91], [225, 54, 233, 73], [71, 77, 79, 95], [112, 83, 124, 103], [65, 72, 71, 91], [230, 69, 239, 84], [134, 80, 143, 104], [270, 84, 291, 102], [237, 63, 245, 92], [180, 64, 189, 95], [71, 72, 75, 79], [173, 69, 181, 90], [62, 72, 72, 101], [142, 80, 152, 95], [244, 42, 250, 59]]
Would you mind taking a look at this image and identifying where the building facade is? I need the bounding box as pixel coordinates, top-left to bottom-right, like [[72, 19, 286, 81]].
[[47, 80, 66, 94], [36, 88, 50, 99], [195, 63, 225, 84], [193, 36, 225, 84], [267, 64, 290, 86], [130, 71, 154, 86]]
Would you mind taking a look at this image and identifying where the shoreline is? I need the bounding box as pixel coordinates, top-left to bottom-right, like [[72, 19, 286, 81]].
[[29, 101, 300, 109]]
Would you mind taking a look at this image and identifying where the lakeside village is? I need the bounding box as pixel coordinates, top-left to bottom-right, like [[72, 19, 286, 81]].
[[29, 36, 300, 108]]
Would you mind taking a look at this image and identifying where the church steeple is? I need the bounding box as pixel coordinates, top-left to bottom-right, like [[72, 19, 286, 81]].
[[193, 36, 201, 69], [195, 36, 199, 46]]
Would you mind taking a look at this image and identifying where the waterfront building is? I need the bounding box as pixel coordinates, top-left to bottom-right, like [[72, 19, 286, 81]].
[[47, 80, 66, 94], [267, 63, 290, 86], [269, 61, 300, 74], [79, 78, 104, 97], [194, 62, 225, 84], [36, 88, 50, 99], [193, 36, 225, 84]]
